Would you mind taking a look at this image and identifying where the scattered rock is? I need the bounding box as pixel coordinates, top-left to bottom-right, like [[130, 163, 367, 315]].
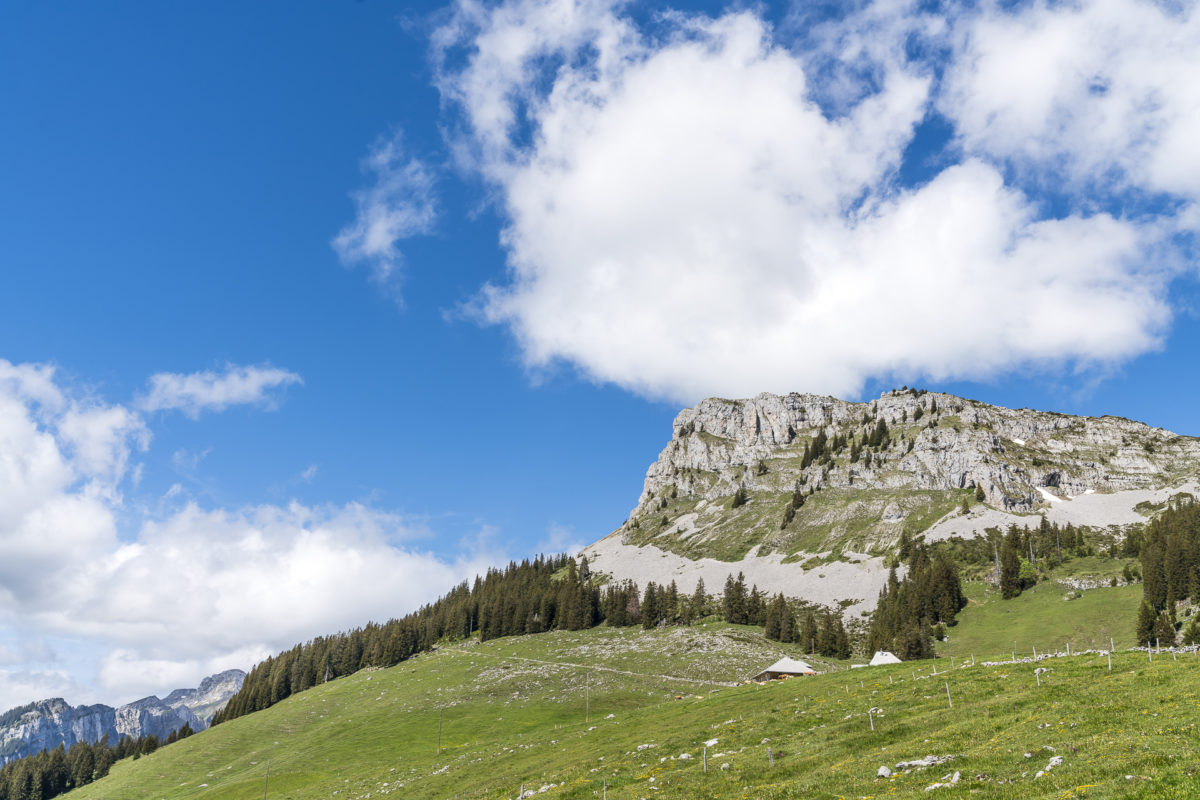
[[878, 765, 892, 778], [896, 754, 956, 771]]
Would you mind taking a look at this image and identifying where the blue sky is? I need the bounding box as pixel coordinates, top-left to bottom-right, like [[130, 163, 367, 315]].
[[2, 0, 1199, 707]]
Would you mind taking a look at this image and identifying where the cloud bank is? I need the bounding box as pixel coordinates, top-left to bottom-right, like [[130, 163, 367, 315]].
[[0, 361, 490, 709], [426, 0, 1195, 402]]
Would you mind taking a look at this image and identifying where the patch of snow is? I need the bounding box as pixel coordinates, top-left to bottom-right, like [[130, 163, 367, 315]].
[[1012, 438, 1025, 446], [1037, 487, 1063, 503]]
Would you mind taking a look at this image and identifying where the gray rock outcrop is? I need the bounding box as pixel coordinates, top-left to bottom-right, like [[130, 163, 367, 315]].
[[0, 668, 245, 765], [636, 390, 1199, 517]]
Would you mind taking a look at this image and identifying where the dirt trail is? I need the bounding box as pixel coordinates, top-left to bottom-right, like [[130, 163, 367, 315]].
[[444, 647, 740, 687]]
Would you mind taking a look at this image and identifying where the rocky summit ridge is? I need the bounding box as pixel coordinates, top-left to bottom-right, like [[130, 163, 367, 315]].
[[582, 389, 1200, 612], [0, 669, 245, 765]]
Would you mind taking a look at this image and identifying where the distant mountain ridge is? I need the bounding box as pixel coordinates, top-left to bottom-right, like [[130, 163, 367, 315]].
[[583, 389, 1200, 613], [0, 669, 244, 765]]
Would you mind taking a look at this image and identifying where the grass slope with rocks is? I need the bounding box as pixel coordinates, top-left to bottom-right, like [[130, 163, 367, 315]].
[[938, 581, 1144, 660], [64, 619, 1200, 800]]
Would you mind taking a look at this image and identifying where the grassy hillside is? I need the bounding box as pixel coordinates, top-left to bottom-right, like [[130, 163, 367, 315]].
[[939, 581, 1144, 659], [65, 619, 1200, 799]]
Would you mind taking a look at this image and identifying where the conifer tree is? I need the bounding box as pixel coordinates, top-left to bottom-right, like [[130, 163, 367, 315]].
[[1154, 611, 1177, 647], [722, 573, 748, 624], [799, 612, 818, 653], [1136, 602, 1157, 646], [690, 578, 707, 619], [1182, 615, 1200, 646], [764, 594, 783, 641], [999, 542, 1022, 599]]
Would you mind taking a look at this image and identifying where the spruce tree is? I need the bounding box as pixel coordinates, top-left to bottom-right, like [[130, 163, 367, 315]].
[[1182, 615, 1200, 646], [800, 613, 818, 653], [764, 595, 782, 641], [1000, 543, 1022, 599], [1154, 611, 1177, 647], [1136, 602, 1157, 646], [691, 578, 707, 619]]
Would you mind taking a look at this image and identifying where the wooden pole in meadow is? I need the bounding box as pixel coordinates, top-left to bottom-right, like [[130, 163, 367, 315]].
[[263, 761, 270, 800], [869, 707, 875, 731], [438, 708, 443, 755], [945, 681, 952, 708]]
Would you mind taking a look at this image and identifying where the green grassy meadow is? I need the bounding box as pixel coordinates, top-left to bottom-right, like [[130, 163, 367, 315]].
[[64, 611, 1200, 800], [939, 581, 1144, 659]]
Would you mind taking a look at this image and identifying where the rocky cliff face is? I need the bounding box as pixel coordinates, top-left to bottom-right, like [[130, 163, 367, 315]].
[[0, 669, 245, 765], [582, 389, 1200, 611], [162, 669, 246, 725], [639, 390, 1199, 516]]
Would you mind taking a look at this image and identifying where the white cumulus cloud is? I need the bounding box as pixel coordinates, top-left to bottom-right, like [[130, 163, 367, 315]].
[[333, 132, 438, 296], [0, 361, 501, 704], [942, 0, 1200, 202], [430, 0, 1186, 402], [140, 364, 302, 418]]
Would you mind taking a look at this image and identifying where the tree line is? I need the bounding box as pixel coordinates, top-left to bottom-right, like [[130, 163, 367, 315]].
[[216, 550, 883, 731], [0, 727, 191, 800], [923, 516, 1106, 599], [866, 542, 966, 659], [216, 555, 735, 726], [723, 572, 853, 658], [1135, 497, 1200, 646], [216, 554, 602, 725]]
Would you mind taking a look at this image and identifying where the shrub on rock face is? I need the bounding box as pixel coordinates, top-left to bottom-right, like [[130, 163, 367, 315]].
[[730, 487, 748, 508]]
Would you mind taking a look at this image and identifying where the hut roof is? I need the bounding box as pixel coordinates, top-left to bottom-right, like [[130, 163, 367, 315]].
[[869, 650, 903, 665], [753, 657, 816, 680]]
